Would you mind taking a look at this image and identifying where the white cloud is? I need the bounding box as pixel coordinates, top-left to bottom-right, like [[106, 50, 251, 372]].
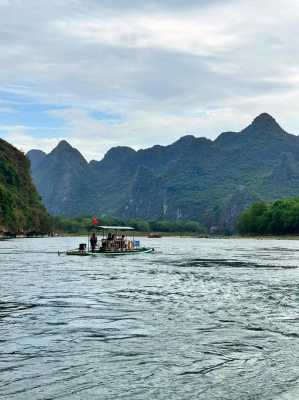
[[54, 11, 240, 57], [1, 0, 299, 159], [3, 127, 61, 154]]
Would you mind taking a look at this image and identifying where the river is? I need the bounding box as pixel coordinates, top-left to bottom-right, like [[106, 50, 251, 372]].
[[1, 236, 299, 399]]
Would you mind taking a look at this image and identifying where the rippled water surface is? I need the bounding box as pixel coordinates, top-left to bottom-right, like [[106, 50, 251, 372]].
[[1, 237, 299, 399]]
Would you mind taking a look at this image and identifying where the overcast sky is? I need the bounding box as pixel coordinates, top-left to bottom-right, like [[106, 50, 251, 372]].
[[1, 0, 299, 160]]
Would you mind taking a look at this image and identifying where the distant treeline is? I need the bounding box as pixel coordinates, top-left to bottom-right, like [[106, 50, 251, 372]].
[[238, 198, 299, 235], [53, 216, 206, 235]]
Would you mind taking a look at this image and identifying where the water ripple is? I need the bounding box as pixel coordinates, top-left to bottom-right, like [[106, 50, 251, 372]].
[[1, 237, 299, 399]]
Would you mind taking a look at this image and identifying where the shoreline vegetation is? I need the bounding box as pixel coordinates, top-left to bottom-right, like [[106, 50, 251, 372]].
[[51, 200, 299, 238], [0, 216, 207, 238], [52, 216, 208, 236], [237, 198, 299, 236], [4, 205, 299, 241], [3, 232, 299, 241]]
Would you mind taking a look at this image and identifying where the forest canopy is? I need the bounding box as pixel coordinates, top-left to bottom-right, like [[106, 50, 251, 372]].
[[237, 198, 299, 235]]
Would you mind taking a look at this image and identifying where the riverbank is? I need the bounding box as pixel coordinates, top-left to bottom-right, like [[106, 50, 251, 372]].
[[232, 234, 299, 240], [52, 231, 211, 238], [3, 232, 299, 241]]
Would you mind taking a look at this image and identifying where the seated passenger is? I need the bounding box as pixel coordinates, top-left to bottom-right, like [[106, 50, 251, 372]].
[[121, 235, 126, 250]]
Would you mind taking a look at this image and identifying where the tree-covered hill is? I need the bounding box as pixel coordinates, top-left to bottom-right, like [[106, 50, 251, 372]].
[[0, 139, 52, 235], [27, 113, 299, 233]]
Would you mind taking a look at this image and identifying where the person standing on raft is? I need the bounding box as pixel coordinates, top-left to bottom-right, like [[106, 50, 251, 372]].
[[90, 233, 98, 252]]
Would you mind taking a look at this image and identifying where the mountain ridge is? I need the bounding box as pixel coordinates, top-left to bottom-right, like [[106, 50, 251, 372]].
[[27, 113, 299, 232]]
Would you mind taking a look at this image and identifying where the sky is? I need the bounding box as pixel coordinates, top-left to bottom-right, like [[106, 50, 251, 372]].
[[1, 0, 299, 160]]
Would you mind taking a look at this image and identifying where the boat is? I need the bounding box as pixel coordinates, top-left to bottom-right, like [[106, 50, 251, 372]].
[[65, 246, 154, 256], [147, 233, 162, 238], [64, 225, 155, 256]]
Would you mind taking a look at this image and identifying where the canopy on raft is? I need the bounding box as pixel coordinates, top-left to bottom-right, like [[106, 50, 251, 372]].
[[95, 226, 135, 231]]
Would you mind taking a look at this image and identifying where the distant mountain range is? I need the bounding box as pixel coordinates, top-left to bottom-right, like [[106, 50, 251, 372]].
[[27, 113, 299, 232]]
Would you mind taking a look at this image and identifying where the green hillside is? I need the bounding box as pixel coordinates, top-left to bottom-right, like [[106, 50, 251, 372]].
[[0, 139, 52, 235]]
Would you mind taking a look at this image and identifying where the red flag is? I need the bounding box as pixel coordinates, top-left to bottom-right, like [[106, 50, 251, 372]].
[[92, 216, 98, 225]]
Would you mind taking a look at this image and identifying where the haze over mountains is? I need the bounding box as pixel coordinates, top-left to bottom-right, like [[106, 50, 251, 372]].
[[27, 113, 299, 232]]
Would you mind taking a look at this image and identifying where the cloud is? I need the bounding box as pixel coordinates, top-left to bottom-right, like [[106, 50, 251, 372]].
[[0, 0, 299, 159], [54, 11, 239, 57], [3, 127, 61, 154]]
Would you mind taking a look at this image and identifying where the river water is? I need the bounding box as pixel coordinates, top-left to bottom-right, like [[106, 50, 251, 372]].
[[1, 237, 299, 399]]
